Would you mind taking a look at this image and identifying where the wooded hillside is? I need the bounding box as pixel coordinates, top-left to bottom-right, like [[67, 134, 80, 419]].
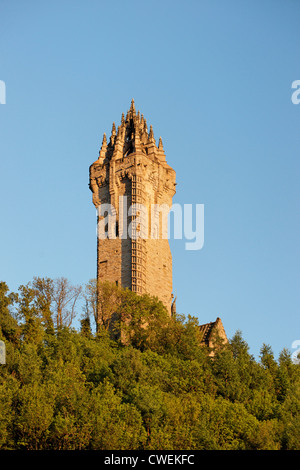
[[0, 278, 299, 450]]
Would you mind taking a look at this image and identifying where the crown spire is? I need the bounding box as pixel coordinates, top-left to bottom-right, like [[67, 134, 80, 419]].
[[102, 132, 107, 146], [98, 132, 107, 161], [129, 98, 136, 117], [157, 135, 166, 161], [143, 118, 147, 133], [148, 124, 155, 143], [98, 100, 169, 161], [110, 122, 116, 145]]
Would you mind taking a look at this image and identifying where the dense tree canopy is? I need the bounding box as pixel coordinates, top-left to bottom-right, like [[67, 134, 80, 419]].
[[0, 278, 299, 450]]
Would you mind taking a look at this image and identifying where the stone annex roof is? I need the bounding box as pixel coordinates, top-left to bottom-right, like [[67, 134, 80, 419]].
[[198, 317, 227, 348]]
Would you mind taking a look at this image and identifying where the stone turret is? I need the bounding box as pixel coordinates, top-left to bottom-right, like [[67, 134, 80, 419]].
[[89, 99, 176, 313]]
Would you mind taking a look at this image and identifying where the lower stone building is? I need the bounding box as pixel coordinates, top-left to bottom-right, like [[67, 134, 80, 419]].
[[198, 317, 228, 355]]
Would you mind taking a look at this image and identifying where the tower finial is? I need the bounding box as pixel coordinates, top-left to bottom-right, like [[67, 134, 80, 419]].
[[157, 136, 166, 161], [99, 132, 107, 161], [129, 98, 136, 116], [110, 122, 116, 145], [148, 124, 155, 142], [143, 118, 147, 133]]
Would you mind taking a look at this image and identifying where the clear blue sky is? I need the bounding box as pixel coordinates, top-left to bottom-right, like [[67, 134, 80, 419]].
[[0, 0, 299, 359]]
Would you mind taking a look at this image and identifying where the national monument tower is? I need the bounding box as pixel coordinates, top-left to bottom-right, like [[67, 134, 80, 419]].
[[89, 100, 176, 314]]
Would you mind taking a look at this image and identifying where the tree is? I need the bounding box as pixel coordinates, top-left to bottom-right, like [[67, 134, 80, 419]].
[[80, 316, 92, 338], [83, 279, 97, 329], [230, 330, 250, 359], [279, 376, 300, 449], [0, 281, 19, 344], [260, 344, 278, 375], [161, 313, 206, 360], [31, 277, 54, 333], [84, 280, 122, 333], [14, 382, 54, 450], [0, 378, 16, 449], [17, 283, 44, 345], [88, 379, 147, 450], [51, 277, 82, 329], [116, 289, 170, 350], [15, 277, 82, 340]]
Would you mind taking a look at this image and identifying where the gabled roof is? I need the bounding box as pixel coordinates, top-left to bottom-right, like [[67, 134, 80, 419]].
[[198, 317, 228, 350]]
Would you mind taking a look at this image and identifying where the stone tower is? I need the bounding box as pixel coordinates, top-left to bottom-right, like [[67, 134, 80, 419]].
[[89, 100, 176, 313]]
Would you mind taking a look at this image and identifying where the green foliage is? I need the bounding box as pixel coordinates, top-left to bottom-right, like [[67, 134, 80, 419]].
[[0, 278, 299, 450], [0, 282, 19, 344]]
